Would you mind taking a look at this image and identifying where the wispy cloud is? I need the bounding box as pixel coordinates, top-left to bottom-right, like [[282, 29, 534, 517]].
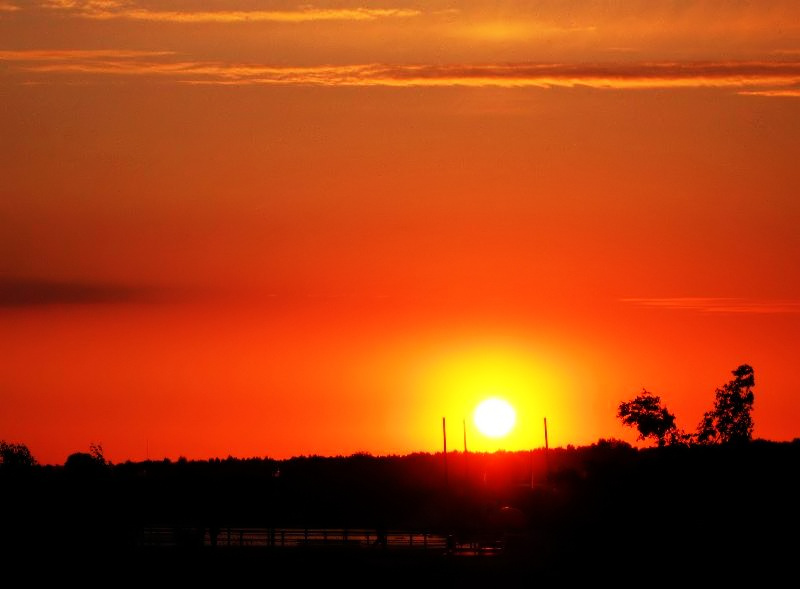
[[0, 1, 20, 11], [41, 1, 420, 23], [178, 61, 800, 91], [0, 278, 161, 306], [739, 89, 800, 97], [5, 54, 800, 93], [623, 297, 800, 314], [0, 49, 173, 60], [447, 21, 595, 42]]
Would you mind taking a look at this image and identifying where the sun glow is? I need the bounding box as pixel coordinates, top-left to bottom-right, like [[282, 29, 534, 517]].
[[474, 398, 516, 438], [410, 339, 573, 452]]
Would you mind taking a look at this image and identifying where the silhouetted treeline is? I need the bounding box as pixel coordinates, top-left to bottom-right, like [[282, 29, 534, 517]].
[[2, 440, 799, 581]]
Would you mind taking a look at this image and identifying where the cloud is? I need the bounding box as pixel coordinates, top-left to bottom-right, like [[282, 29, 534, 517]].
[[6, 54, 800, 93], [0, 1, 20, 11], [0, 49, 174, 60], [446, 20, 595, 42], [0, 278, 162, 307], [739, 89, 800, 97], [622, 298, 800, 314], [40, 1, 420, 22]]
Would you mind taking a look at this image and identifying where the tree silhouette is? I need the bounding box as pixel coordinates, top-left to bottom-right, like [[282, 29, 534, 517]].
[[617, 390, 678, 447], [89, 442, 108, 465], [65, 443, 110, 474], [697, 364, 755, 444], [0, 441, 37, 469]]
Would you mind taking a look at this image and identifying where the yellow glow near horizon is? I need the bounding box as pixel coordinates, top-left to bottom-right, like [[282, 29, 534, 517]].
[[414, 340, 569, 452]]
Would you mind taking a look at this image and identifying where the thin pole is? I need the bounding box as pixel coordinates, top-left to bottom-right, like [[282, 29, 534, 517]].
[[442, 417, 448, 490], [529, 446, 534, 489], [544, 417, 550, 480], [544, 417, 549, 450], [463, 418, 468, 483]]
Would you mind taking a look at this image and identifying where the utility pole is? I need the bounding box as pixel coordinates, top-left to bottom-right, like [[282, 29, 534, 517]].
[[442, 417, 448, 490], [544, 417, 550, 481], [529, 446, 534, 489], [463, 418, 468, 484]]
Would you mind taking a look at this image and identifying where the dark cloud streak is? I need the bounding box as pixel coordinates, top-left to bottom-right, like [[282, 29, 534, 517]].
[[0, 278, 163, 307]]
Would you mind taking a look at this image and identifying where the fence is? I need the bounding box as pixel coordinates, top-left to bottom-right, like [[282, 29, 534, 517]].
[[140, 527, 502, 555]]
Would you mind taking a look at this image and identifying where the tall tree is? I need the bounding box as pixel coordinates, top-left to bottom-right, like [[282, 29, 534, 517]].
[[697, 364, 755, 444], [617, 389, 678, 447]]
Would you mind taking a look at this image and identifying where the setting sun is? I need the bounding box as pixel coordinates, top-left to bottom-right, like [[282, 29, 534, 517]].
[[474, 398, 516, 438]]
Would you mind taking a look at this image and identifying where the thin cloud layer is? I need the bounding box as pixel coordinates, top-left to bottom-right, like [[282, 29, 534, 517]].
[[4, 52, 800, 95], [40, 1, 420, 22], [0, 49, 173, 59], [623, 298, 800, 314], [739, 89, 800, 97]]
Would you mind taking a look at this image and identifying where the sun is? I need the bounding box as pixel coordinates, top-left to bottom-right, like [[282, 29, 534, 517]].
[[474, 398, 516, 438]]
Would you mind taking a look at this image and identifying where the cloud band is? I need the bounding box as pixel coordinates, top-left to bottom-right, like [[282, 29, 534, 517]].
[[623, 298, 800, 314], [3, 51, 800, 95]]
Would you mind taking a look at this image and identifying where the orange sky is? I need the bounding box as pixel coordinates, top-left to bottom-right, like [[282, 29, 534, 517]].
[[2, 1, 800, 464]]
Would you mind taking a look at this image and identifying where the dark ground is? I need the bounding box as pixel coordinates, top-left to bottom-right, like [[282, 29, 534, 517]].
[[3, 440, 798, 584]]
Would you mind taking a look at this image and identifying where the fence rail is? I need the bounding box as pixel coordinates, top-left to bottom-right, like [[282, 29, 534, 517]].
[[140, 527, 502, 555]]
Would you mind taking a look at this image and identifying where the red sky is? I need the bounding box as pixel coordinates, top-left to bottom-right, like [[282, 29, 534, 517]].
[[2, 1, 800, 464]]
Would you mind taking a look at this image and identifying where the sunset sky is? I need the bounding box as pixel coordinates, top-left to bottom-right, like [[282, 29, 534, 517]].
[[2, 1, 800, 464]]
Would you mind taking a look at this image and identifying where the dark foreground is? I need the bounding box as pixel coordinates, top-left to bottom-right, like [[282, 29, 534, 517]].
[[3, 440, 798, 583], [20, 540, 796, 585]]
